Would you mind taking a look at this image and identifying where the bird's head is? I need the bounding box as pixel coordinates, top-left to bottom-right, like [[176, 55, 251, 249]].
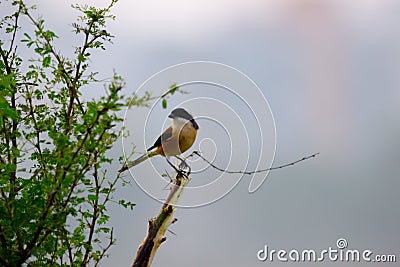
[[168, 108, 199, 130]]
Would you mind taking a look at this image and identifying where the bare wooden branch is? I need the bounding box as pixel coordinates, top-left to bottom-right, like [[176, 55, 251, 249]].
[[132, 171, 190, 267]]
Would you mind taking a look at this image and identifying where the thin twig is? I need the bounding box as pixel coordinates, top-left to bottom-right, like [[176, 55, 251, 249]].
[[192, 151, 319, 175], [7, 2, 21, 58], [165, 157, 190, 179]]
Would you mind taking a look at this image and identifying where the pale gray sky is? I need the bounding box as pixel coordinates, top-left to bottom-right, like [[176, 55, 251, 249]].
[[2, 0, 400, 266]]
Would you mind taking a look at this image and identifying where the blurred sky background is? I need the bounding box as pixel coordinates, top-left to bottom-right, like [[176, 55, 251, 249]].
[[2, 0, 400, 266]]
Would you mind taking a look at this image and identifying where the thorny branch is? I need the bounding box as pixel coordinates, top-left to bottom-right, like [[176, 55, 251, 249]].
[[190, 151, 320, 174]]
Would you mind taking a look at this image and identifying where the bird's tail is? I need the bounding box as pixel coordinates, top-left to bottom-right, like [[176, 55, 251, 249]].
[[118, 151, 158, 173]]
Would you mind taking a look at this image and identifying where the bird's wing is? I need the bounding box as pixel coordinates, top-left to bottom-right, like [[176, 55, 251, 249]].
[[147, 127, 173, 151]]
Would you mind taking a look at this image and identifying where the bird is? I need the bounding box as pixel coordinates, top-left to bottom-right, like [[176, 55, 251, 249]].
[[119, 108, 199, 173]]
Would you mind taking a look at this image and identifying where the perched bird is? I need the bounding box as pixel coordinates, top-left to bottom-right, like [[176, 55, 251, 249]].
[[119, 108, 199, 172]]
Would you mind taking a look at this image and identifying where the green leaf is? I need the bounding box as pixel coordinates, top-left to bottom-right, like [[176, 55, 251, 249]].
[[88, 195, 99, 201], [24, 32, 32, 39], [34, 89, 43, 100], [162, 98, 167, 109], [118, 199, 136, 210], [169, 83, 178, 94], [78, 54, 85, 62], [42, 56, 51, 67]]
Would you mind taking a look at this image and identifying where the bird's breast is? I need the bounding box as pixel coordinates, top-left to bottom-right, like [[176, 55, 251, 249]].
[[159, 123, 197, 156], [178, 125, 197, 153]]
